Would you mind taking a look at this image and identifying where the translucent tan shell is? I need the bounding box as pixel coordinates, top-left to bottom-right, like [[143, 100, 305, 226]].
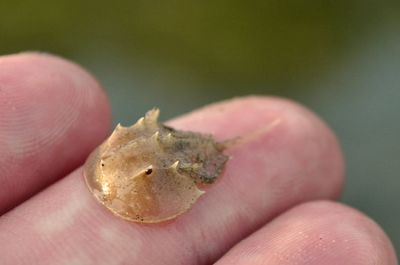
[[84, 109, 228, 223]]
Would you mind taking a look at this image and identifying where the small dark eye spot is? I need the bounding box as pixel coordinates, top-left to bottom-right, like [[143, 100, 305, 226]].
[[145, 168, 153, 175]]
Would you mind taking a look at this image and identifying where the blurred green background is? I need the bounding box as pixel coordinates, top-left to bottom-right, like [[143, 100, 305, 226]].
[[1, 0, 399, 255]]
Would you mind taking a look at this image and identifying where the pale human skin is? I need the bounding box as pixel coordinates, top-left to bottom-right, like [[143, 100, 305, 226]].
[[0, 53, 397, 265]]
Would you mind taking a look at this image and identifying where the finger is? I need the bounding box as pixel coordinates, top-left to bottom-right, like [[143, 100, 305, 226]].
[[215, 201, 398, 265], [0, 52, 111, 214], [0, 96, 344, 265]]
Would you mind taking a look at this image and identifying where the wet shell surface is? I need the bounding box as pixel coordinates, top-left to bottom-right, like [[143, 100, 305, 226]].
[[84, 109, 228, 223]]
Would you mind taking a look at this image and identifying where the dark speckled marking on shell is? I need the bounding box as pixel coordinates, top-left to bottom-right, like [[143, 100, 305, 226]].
[[84, 109, 228, 223]]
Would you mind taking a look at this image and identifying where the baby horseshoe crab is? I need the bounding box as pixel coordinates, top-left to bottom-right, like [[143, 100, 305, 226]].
[[84, 109, 228, 223]]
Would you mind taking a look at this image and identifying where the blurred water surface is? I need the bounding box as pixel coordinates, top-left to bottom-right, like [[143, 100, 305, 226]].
[[1, 0, 399, 255]]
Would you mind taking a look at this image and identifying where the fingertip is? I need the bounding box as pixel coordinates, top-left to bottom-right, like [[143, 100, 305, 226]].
[[0, 51, 112, 156], [0, 52, 111, 213], [217, 201, 398, 265], [294, 201, 398, 265]]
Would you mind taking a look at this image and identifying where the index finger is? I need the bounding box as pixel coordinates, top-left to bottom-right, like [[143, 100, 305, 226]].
[[0, 96, 344, 265]]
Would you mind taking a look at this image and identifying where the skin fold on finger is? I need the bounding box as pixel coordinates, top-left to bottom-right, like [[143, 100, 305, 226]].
[[215, 201, 398, 265], [0, 52, 111, 214], [0, 96, 344, 265]]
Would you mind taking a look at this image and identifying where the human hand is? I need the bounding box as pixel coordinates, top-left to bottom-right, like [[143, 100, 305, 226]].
[[0, 53, 397, 265]]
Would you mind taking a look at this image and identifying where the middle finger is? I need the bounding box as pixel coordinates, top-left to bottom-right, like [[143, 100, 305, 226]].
[[0, 97, 344, 265]]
